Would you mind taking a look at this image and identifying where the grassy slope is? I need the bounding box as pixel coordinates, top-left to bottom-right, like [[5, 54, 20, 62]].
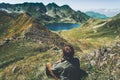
[[0, 12, 67, 76], [0, 12, 120, 80], [0, 49, 62, 80], [0, 13, 42, 70], [60, 18, 120, 53], [0, 11, 15, 39], [58, 18, 120, 80], [0, 41, 119, 80], [1, 13, 32, 40]]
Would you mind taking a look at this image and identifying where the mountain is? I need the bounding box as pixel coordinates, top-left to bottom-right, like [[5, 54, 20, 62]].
[[0, 10, 120, 80], [83, 9, 120, 17], [0, 2, 51, 24], [46, 3, 90, 23], [0, 10, 68, 49], [0, 3, 46, 14], [98, 13, 120, 36], [112, 13, 120, 19], [0, 10, 17, 38], [60, 13, 120, 51], [0, 3, 90, 23], [0, 10, 68, 69], [0, 2, 120, 80], [0, 2, 89, 72], [85, 11, 108, 19]]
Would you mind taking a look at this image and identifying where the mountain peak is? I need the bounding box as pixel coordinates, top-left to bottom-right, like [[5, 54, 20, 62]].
[[46, 2, 59, 8], [60, 5, 72, 10]]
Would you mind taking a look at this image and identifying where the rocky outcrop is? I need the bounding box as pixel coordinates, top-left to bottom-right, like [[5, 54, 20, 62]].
[[82, 42, 120, 80]]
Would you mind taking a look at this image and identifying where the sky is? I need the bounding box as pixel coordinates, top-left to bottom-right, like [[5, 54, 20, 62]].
[[0, 0, 120, 10]]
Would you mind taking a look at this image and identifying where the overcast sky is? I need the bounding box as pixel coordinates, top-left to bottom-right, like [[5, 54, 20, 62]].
[[0, 0, 120, 10]]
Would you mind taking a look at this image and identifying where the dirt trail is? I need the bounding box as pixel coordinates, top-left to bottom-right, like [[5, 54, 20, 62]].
[[93, 19, 112, 28]]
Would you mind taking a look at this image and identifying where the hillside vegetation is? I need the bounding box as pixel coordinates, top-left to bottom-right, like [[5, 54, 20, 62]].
[[0, 11, 67, 75], [60, 17, 120, 53], [0, 13, 120, 80], [0, 3, 120, 80], [58, 14, 120, 80]]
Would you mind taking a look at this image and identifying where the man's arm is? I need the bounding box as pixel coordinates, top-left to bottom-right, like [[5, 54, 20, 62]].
[[46, 62, 58, 80]]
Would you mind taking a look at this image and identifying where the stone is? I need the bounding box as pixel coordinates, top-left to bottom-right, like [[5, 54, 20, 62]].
[[90, 60, 96, 66], [12, 65, 20, 73]]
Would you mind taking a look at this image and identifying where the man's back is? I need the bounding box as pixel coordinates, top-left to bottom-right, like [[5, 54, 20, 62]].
[[52, 58, 80, 80], [46, 45, 86, 80]]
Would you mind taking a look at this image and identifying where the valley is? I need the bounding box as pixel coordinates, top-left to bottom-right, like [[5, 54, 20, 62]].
[[0, 2, 120, 80]]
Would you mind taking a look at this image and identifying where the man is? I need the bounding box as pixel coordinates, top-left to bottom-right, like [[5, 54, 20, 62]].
[[46, 45, 81, 80]]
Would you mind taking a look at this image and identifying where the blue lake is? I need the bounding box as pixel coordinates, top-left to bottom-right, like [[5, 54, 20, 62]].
[[45, 23, 80, 31]]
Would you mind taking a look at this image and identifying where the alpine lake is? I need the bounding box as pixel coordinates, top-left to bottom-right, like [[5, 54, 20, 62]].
[[45, 23, 80, 31]]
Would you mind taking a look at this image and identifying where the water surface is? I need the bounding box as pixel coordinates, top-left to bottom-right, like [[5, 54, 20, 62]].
[[45, 23, 80, 31]]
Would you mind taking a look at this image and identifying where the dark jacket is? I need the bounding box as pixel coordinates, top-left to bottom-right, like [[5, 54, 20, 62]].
[[52, 57, 81, 80]]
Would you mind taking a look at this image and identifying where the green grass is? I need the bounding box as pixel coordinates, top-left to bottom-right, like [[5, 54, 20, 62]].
[[0, 13, 120, 80], [0, 48, 61, 80], [0, 38, 46, 69], [59, 19, 120, 53], [57, 18, 120, 80], [0, 41, 119, 80]]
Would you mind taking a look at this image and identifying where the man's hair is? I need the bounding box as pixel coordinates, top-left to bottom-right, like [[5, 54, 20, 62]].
[[62, 45, 74, 58]]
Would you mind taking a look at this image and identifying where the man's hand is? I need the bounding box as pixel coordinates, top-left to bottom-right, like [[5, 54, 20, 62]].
[[46, 62, 58, 80], [57, 59, 62, 63]]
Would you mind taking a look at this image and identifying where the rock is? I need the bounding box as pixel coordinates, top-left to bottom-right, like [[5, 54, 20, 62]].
[[116, 42, 120, 47], [12, 65, 20, 73], [116, 60, 120, 66], [53, 47, 60, 50], [115, 36, 119, 39], [9, 37, 13, 41], [90, 60, 96, 66]]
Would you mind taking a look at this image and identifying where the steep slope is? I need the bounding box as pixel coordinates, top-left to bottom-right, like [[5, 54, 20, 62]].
[[0, 10, 67, 46], [85, 11, 108, 19], [0, 11, 18, 38], [46, 3, 90, 23], [0, 11, 67, 69]]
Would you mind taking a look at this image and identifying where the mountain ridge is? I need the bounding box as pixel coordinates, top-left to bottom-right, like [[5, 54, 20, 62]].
[[0, 10, 67, 47], [46, 3, 90, 23], [0, 2, 90, 23], [0, 11, 68, 70], [85, 11, 108, 19]]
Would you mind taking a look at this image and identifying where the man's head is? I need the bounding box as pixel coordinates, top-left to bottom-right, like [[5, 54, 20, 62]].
[[62, 45, 74, 58]]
